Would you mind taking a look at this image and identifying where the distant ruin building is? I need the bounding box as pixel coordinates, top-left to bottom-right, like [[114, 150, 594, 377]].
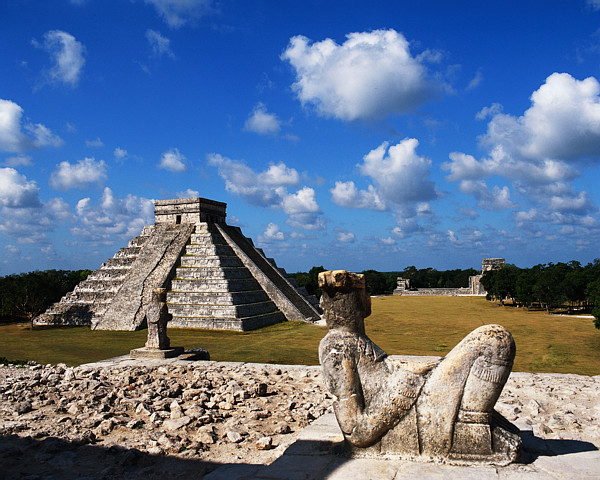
[[394, 258, 505, 296], [35, 197, 321, 331]]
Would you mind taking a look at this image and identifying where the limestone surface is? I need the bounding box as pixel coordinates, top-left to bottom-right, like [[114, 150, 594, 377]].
[[0, 361, 598, 479]]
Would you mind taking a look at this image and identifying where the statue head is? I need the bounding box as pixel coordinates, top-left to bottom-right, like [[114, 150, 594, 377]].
[[318, 270, 371, 334]]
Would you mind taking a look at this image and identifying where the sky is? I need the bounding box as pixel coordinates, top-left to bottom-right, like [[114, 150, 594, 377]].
[[2, 1, 600, 275]]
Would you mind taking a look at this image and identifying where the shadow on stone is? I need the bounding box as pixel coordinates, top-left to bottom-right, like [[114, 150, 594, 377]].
[[0, 433, 237, 480], [520, 430, 599, 464]]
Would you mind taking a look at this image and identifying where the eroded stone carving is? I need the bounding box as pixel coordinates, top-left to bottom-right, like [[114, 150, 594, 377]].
[[318, 270, 521, 464], [145, 287, 171, 350], [130, 288, 183, 359]]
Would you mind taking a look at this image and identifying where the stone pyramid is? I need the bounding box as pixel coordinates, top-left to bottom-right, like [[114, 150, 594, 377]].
[[35, 197, 321, 331]]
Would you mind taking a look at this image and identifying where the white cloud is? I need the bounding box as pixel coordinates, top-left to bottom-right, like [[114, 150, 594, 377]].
[[37, 30, 86, 87], [158, 148, 187, 172], [0, 100, 29, 152], [243, 103, 281, 135], [331, 139, 436, 213], [481, 73, 600, 162], [146, 29, 175, 58], [3, 155, 33, 167], [263, 222, 284, 241], [281, 29, 439, 121], [458, 180, 515, 210], [337, 231, 355, 243], [72, 187, 154, 242], [208, 153, 324, 230], [444, 73, 600, 220], [144, 0, 215, 28], [176, 188, 199, 198], [380, 236, 395, 245], [114, 147, 128, 160], [0, 168, 41, 208], [85, 137, 104, 147], [330, 181, 386, 210], [0, 99, 64, 153], [261, 162, 299, 185], [50, 157, 108, 190], [359, 139, 437, 204], [0, 190, 72, 244]]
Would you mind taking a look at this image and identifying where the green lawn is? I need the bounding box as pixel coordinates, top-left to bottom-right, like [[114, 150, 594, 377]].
[[1, 296, 598, 375]]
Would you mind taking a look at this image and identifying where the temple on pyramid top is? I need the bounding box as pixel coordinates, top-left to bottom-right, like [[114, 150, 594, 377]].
[[154, 197, 227, 224], [35, 196, 321, 331]]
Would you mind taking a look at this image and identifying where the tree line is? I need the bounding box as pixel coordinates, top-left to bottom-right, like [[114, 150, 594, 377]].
[[292, 265, 478, 297], [480, 260, 600, 328], [0, 270, 91, 324]]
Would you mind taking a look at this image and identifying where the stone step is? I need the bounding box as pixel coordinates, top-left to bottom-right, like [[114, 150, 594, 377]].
[[175, 266, 252, 280], [87, 269, 131, 281], [168, 290, 269, 305], [190, 231, 228, 244], [168, 300, 279, 318], [168, 311, 286, 331], [102, 257, 137, 268], [179, 255, 243, 268], [184, 244, 235, 256], [113, 246, 142, 258], [74, 278, 123, 291], [64, 291, 115, 304], [170, 278, 262, 293]]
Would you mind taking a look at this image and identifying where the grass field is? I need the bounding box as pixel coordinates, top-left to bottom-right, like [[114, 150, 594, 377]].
[[1, 296, 598, 375]]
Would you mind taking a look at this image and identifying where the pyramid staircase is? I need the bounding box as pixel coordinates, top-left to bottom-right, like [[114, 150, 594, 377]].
[[167, 223, 320, 331], [34, 226, 155, 326]]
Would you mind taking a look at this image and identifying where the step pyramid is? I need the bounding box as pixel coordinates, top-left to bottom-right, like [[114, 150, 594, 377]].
[[34, 197, 321, 331]]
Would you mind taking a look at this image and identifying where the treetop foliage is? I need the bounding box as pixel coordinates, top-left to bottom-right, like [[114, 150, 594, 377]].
[[0, 270, 91, 322], [480, 259, 600, 329]]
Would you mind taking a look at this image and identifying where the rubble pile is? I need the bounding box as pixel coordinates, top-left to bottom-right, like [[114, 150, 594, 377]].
[[0, 362, 331, 479], [0, 362, 598, 479]]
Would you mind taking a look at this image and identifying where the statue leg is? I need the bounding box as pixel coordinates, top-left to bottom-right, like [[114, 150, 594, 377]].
[[416, 324, 515, 456]]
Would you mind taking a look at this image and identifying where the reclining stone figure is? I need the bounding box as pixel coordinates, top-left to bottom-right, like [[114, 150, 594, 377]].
[[318, 270, 521, 464]]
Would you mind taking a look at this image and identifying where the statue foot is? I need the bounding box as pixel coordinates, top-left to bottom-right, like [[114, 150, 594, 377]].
[[450, 410, 521, 465]]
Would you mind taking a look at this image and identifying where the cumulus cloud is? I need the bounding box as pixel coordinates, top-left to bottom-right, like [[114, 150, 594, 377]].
[[176, 188, 199, 198], [36, 30, 86, 87], [281, 29, 439, 121], [50, 157, 108, 190], [0, 99, 63, 153], [72, 187, 154, 243], [208, 153, 324, 230], [0, 174, 72, 244], [0, 168, 41, 208], [456, 179, 515, 211], [444, 73, 600, 220], [158, 148, 187, 172], [330, 181, 386, 210], [144, 0, 215, 28], [360, 140, 437, 204], [481, 73, 600, 162], [243, 103, 281, 135], [262, 222, 285, 241], [146, 29, 175, 58], [337, 231, 355, 243]]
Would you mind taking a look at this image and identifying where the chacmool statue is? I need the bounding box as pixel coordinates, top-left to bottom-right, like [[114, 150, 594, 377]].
[[318, 270, 521, 464]]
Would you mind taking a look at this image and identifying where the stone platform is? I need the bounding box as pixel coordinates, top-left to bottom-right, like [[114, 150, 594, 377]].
[[74, 356, 600, 479], [205, 413, 600, 479]]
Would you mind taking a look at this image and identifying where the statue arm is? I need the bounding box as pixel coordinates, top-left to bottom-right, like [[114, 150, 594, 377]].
[[326, 354, 401, 448]]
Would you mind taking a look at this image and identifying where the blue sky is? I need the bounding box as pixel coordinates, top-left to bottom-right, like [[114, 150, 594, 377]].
[[2, 0, 600, 275]]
